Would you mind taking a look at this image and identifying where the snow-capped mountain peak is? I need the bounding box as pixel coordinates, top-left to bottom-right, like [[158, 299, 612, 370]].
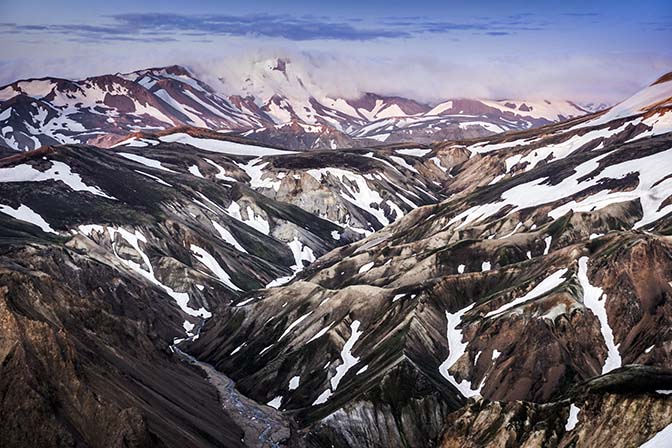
[[587, 72, 672, 125], [1, 61, 597, 152]]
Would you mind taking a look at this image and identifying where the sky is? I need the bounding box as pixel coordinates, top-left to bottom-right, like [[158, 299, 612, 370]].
[[1, 0, 671, 104]]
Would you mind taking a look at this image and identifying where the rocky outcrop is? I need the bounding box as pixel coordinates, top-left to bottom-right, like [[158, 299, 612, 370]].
[[440, 366, 672, 448], [0, 241, 244, 447]]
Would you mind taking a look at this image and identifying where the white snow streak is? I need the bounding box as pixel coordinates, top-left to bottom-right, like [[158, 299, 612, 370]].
[[395, 148, 431, 157], [189, 244, 242, 291], [565, 404, 580, 431], [307, 322, 334, 343], [212, 221, 247, 253], [486, 269, 568, 318], [639, 423, 672, 448], [160, 133, 294, 156], [439, 303, 480, 398], [118, 152, 176, 172], [279, 311, 313, 340], [312, 389, 332, 406], [577, 257, 621, 374], [0, 161, 114, 199], [330, 320, 363, 391], [0, 204, 57, 234], [356, 365, 368, 375], [358, 261, 375, 274]]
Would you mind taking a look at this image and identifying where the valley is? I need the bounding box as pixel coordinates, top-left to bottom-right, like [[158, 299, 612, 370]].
[[0, 64, 671, 447]]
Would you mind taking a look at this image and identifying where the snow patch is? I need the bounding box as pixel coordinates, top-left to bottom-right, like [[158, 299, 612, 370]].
[[330, 320, 363, 390], [188, 165, 204, 178], [159, 132, 294, 156], [190, 244, 242, 291], [356, 365, 368, 375], [486, 269, 567, 318], [312, 389, 332, 406], [0, 204, 57, 234], [565, 404, 580, 431], [288, 376, 300, 391], [118, 152, 175, 172], [395, 148, 432, 157], [212, 221, 247, 253], [639, 422, 672, 448], [358, 261, 375, 274], [439, 303, 480, 397], [204, 158, 237, 182], [578, 256, 621, 374], [279, 311, 313, 340], [307, 322, 334, 343], [389, 155, 419, 173], [543, 236, 552, 255], [134, 170, 171, 186], [0, 161, 115, 199]]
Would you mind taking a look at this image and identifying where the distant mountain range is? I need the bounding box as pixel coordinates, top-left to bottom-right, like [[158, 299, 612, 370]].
[[0, 59, 592, 151]]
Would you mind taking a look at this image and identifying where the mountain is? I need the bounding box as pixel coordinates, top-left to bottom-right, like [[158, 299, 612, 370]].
[[186, 72, 672, 446], [0, 65, 271, 151], [112, 126, 447, 234], [216, 58, 588, 143], [578, 101, 611, 113], [0, 59, 588, 152], [0, 70, 670, 448]]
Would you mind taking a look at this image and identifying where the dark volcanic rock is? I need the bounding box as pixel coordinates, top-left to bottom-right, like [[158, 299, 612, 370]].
[[0, 242, 244, 448]]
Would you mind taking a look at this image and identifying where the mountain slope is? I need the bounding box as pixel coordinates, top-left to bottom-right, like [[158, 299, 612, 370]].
[[0, 66, 271, 151], [0, 128, 457, 446], [187, 72, 672, 447], [0, 137, 357, 446], [0, 235, 246, 448], [114, 127, 449, 233]]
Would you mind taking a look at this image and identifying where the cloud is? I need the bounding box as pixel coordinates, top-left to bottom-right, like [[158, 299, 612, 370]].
[[2, 13, 547, 43], [1, 41, 669, 105], [2, 15, 409, 42], [186, 47, 672, 105], [561, 12, 600, 17], [641, 20, 672, 31], [1, 10, 669, 105]]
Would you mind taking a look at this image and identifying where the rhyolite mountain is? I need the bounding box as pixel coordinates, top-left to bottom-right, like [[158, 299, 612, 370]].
[[0, 70, 670, 448], [0, 59, 589, 152]]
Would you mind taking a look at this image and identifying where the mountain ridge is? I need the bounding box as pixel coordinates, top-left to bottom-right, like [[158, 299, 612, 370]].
[[1, 60, 592, 152]]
